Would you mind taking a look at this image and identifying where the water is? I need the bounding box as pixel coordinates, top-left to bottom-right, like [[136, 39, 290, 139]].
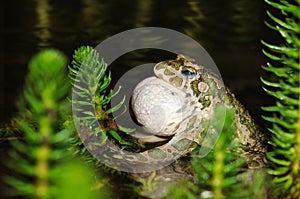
[[1, 0, 275, 125], [1, 1, 279, 198]]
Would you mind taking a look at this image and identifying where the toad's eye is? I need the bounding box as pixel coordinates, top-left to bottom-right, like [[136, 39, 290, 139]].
[[181, 66, 197, 78]]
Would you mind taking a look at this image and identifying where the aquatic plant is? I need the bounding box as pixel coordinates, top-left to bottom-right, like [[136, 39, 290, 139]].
[[68, 46, 141, 198], [0, 118, 23, 140], [167, 106, 267, 199], [261, 0, 300, 198], [69, 46, 130, 148], [3, 50, 109, 199], [1, 0, 298, 197]]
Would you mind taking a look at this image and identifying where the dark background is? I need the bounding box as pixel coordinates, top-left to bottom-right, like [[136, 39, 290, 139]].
[[1, 0, 277, 125]]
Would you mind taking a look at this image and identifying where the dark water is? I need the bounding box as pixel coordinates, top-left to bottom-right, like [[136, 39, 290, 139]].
[[0, 1, 279, 198], [1, 0, 276, 125]]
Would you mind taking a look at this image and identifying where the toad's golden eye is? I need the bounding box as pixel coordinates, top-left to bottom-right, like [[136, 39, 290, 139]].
[[181, 66, 197, 78]]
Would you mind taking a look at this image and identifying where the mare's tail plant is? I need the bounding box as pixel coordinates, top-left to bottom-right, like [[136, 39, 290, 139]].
[[4, 50, 106, 199], [69, 46, 130, 152], [67, 46, 139, 197], [261, 0, 300, 198], [167, 106, 267, 199]]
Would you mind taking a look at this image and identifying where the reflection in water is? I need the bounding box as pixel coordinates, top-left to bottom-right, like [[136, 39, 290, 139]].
[[82, 0, 103, 23], [182, 0, 268, 122], [183, 0, 264, 50], [1, 2, 273, 198], [34, 0, 52, 47], [184, 1, 205, 40], [134, 0, 153, 27], [81, 0, 104, 42], [2, 0, 270, 123], [230, 0, 263, 44]]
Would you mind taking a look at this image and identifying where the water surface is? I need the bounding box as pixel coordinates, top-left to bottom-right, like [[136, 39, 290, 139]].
[[1, 0, 276, 125]]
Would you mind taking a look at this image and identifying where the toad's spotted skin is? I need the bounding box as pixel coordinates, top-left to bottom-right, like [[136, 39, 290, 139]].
[[129, 55, 267, 169]]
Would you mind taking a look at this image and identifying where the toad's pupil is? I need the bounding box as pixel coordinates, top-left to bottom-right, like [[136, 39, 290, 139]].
[[181, 70, 196, 77]]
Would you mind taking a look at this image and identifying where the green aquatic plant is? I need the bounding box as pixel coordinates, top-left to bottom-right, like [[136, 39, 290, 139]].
[[3, 50, 109, 199], [167, 106, 267, 199], [68, 46, 149, 199], [69, 46, 131, 147], [68, 46, 131, 170], [261, 0, 300, 198], [67, 46, 140, 197], [0, 117, 23, 140]]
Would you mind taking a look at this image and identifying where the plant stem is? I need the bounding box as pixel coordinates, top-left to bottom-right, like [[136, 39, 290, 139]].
[[35, 115, 52, 199], [212, 133, 225, 199]]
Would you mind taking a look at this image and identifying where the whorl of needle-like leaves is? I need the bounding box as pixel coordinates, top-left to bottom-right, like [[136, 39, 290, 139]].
[[261, 0, 300, 198], [167, 106, 267, 199], [5, 50, 74, 198], [69, 46, 129, 148]]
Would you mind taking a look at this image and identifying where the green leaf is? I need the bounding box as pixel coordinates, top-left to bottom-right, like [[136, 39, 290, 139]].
[[5, 176, 35, 195], [106, 95, 126, 114], [267, 152, 291, 166], [100, 131, 108, 145], [262, 40, 298, 56], [268, 167, 289, 176], [262, 105, 298, 118], [118, 125, 136, 133], [272, 175, 290, 183], [98, 71, 111, 92], [108, 130, 122, 142], [262, 62, 293, 78], [262, 88, 298, 105], [262, 115, 295, 129], [261, 77, 300, 94], [267, 11, 297, 31], [8, 151, 35, 175], [265, 0, 297, 15], [262, 49, 283, 61], [272, 124, 296, 140], [260, 77, 281, 88]]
